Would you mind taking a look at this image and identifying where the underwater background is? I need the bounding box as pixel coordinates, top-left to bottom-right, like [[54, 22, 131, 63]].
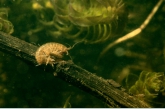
[[0, 0, 165, 107]]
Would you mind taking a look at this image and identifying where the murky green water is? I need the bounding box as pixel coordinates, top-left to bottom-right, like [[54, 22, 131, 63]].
[[0, 0, 164, 107]]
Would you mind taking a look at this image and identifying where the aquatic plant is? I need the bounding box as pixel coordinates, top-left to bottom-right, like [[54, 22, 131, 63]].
[[47, 0, 128, 43], [129, 71, 164, 100], [0, 8, 14, 34]]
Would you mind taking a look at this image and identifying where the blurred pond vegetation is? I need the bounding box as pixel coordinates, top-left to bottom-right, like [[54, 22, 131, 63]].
[[0, 0, 165, 107]]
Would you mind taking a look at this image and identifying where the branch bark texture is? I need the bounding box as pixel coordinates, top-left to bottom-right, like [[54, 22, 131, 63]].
[[0, 31, 150, 108]]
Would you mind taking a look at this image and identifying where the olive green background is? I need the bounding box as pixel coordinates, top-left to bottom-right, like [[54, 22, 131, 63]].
[[0, 0, 164, 107]]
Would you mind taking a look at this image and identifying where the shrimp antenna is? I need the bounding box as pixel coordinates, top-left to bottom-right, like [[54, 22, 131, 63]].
[[67, 40, 84, 49], [73, 41, 84, 48]]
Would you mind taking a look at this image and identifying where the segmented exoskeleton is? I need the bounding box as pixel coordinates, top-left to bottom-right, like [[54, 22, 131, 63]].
[[35, 42, 70, 67]]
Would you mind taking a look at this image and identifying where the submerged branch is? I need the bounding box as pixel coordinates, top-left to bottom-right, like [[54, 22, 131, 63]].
[[0, 31, 150, 108]]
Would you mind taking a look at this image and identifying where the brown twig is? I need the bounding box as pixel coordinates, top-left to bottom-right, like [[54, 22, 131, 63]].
[[0, 31, 150, 107], [100, 0, 164, 57]]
